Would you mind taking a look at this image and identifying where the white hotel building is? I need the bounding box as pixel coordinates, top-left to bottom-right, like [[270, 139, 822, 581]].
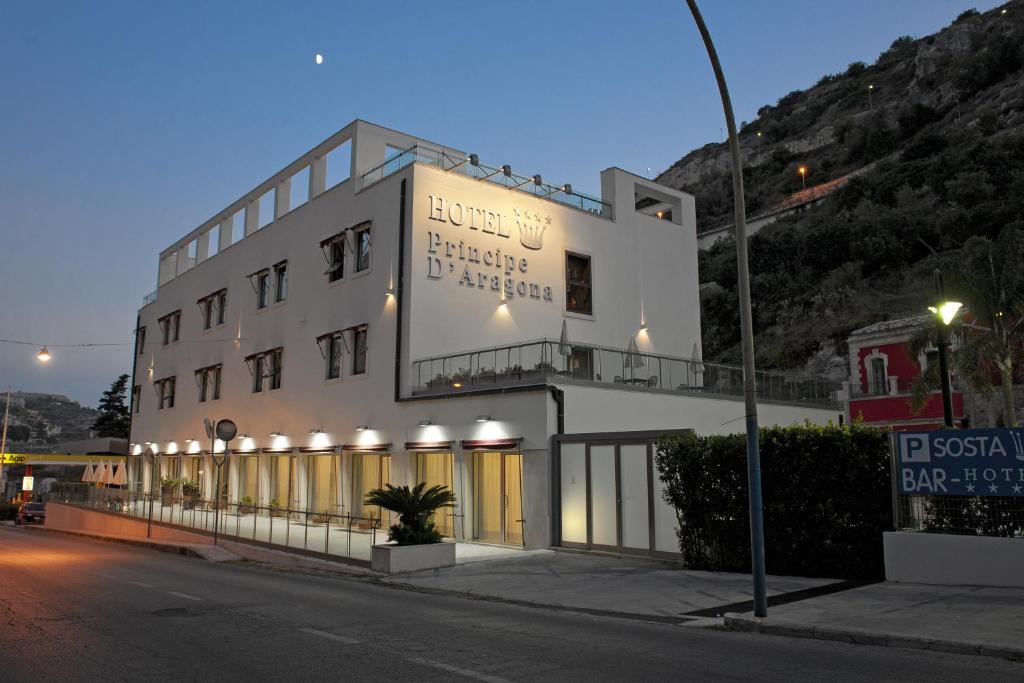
[[129, 120, 840, 559]]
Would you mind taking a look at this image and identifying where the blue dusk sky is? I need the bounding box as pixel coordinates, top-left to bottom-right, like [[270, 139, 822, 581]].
[[0, 0, 1003, 406]]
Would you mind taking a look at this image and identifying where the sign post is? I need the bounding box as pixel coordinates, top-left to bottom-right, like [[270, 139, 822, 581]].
[[209, 418, 237, 546]]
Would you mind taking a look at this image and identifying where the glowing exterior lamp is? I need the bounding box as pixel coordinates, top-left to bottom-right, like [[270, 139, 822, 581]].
[[269, 431, 283, 438], [37, 346, 52, 363], [417, 420, 433, 427], [929, 301, 962, 326], [309, 427, 323, 435], [798, 166, 807, 190], [930, 269, 961, 428], [355, 424, 370, 431], [475, 415, 492, 423]]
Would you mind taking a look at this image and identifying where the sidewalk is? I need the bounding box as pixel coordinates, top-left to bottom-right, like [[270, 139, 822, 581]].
[[382, 549, 1024, 660]]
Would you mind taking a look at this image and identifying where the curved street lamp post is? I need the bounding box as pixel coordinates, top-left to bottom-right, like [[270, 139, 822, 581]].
[[684, 0, 768, 617]]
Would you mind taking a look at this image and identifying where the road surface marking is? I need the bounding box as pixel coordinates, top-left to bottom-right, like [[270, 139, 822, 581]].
[[298, 628, 361, 645], [405, 656, 510, 683], [167, 591, 201, 601], [127, 580, 156, 588]]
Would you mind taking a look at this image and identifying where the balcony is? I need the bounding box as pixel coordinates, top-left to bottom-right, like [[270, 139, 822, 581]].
[[849, 376, 962, 399], [411, 339, 842, 408], [359, 144, 612, 218]]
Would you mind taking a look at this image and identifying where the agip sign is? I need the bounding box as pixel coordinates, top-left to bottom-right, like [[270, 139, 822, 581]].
[[896, 428, 1024, 497]]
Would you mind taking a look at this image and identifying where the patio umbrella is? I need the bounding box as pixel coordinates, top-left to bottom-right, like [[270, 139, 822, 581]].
[[557, 319, 572, 357], [103, 460, 116, 485], [93, 461, 107, 486], [81, 462, 95, 483], [691, 342, 706, 388], [112, 460, 128, 486], [625, 336, 644, 381]]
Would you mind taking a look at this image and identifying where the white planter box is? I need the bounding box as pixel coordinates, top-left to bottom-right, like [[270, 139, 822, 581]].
[[371, 541, 456, 574], [884, 531, 1024, 587]]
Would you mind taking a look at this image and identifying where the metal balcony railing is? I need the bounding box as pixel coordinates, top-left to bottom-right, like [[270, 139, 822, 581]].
[[411, 339, 842, 408], [359, 144, 612, 218]]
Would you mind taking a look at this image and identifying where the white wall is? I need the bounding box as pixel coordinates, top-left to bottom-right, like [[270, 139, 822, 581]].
[[559, 384, 842, 436]]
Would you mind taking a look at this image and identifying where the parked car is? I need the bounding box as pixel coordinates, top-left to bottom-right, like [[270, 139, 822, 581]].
[[16, 502, 46, 525]]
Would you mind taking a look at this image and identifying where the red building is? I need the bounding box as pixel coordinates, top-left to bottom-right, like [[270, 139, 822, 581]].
[[847, 315, 964, 431]]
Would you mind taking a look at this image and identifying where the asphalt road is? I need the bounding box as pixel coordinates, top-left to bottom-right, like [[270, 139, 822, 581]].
[[0, 527, 1019, 682]]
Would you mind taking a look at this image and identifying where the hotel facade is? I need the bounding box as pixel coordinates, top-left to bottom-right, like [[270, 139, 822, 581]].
[[129, 120, 841, 558]]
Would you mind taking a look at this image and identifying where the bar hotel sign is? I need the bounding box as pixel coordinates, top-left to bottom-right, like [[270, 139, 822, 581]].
[[424, 194, 555, 303], [896, 428, 1024, 497]]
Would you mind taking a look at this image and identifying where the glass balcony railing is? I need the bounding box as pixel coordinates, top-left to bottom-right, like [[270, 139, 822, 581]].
[[359, 144, 612, 218], [410, 339, 842, 408]]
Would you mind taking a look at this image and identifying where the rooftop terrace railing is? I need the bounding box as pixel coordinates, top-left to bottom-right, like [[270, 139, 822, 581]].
[[359, 144, 612, 219], [411, 339, 842, 409]]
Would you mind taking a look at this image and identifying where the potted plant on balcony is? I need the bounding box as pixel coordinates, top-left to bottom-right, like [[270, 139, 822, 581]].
[[366, 482, 456, 573], [181, 479, 200, 510], [238, 496, 256, 515], [159, 476, 180, 506]]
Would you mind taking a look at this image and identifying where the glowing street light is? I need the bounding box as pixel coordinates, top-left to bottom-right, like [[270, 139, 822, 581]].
[[798, 165, 807, 191], [36, 346, 52, 363], [930, 269, 962, 427], [868, 84, 875, 111]]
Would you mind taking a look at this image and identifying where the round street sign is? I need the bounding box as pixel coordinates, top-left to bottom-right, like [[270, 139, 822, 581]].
[[215, 419, 237, 442]]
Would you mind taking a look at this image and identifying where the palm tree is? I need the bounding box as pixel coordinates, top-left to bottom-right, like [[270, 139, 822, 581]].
[[364, 482, 456, 545], [910, 225, 1024, 426]]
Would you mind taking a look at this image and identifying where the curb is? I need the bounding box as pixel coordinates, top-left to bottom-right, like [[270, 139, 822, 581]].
[[22, 525, 214, 560], [724, 614, 1024, 662]]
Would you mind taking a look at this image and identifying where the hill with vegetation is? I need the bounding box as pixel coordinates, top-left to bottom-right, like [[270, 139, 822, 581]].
[[657, 3, 1024, 376], [1, 392, 99, 450]]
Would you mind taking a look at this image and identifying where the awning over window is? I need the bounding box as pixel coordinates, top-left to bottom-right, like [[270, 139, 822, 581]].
[[460, 438, 522, 451]]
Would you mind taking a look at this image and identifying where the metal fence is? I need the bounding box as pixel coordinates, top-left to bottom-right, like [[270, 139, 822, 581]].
[[411, 338, 841, 408], [895, 493, 1024, 537], [49, 484, 384, 564]]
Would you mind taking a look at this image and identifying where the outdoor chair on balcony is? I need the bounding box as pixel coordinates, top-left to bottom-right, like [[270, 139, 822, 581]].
[[647, 375, 659, 388]]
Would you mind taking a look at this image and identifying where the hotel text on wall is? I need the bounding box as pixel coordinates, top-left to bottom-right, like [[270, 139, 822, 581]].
[[425, 194, 554, 303]]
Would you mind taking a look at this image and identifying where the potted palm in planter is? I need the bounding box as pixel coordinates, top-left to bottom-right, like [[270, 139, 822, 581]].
[[365, 482, 456, 573]]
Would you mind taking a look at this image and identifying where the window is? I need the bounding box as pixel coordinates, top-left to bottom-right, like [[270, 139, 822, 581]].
[[868, 357, 887, 395], [565, 253, 592, 315], [136, 326, 146, 356], [352, 326, 368, 375], [199, 289, 226, 330], [249, 348, 283, 393], [155, 377, 176, 409], [274, 261, 288, 302], [327, 334, 342, 379], [196, 364, 222, 402], [924, 350, 939, 370], [256, 271, 270, 309], [216, 290, 227, 325], [158, 311, 181, 345], [326, 238, 345, 282], [355, 225, 371, 272], [132, 385, 141, 414]]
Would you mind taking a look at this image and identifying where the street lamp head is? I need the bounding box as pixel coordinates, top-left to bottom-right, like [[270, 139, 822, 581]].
[[929, 301, 963, 326], [798, 166, 807, 175], [37, 346, 52, 363]]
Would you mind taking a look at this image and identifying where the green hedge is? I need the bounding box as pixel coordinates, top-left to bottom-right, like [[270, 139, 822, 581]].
[[655, 423, 892, 579]]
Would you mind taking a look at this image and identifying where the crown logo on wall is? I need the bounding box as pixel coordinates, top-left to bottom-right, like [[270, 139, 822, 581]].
[[516, 208, 549, 250]]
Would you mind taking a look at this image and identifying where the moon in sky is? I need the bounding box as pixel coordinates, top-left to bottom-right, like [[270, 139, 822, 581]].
[[315, 53, 324, 65]]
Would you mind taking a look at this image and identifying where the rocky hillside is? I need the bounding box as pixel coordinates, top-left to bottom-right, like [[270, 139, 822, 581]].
[[657, 2, 1024, 374], [1, 392, 99, 449]]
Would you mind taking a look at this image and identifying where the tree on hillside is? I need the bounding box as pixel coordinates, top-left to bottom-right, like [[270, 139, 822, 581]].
[[911, 225, 1024, 426], [92, 374, 131, 438]]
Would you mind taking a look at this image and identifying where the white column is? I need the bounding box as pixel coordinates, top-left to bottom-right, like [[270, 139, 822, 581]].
[[309, 157, 327, 199], [295, 451, 309, 513], [196, 231, 211, 263], [219, 217, 233, 251], [258, 452, 271, 509], [244, 199, 260, 237], [274, 178, 292, 219], [175, 245, 190, 275]]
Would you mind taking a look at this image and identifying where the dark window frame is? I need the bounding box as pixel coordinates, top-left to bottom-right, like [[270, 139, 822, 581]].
[[352, 325, 368, 375], [565, 252, 593, 315], [355, 225, 371, 273], [273, 261, 288, 302]]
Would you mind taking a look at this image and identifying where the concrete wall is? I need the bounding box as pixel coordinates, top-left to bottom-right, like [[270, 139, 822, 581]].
[[884, 531, 1024, 587], [45, 502, 212, 545], [559, 384, 842, 436]]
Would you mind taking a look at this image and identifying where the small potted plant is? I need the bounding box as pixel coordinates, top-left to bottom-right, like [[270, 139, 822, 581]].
[[269, 498, 287, 518], [181, 479, 200, 509], [159, 477, 180, 506], [238, 496, 255, 515], [366, 482, 456, 573]]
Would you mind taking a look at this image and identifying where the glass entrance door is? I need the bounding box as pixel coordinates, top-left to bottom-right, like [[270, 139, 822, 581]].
[[472, 452, 524, 546], [415, 452, 454, 537], [350, 453, 391, 528], [308, 455, 340, 517]]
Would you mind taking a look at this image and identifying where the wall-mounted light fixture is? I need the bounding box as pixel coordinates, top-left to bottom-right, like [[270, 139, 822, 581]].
[[475, 415, 492, 423], [309, 427, 323, 435], [184, 438, 195, 443], [355, 424, 370, 431], [417, 419, 433, 427], [269, 431, 283, 438]]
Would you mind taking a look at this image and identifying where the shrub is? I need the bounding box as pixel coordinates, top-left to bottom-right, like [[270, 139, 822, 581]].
[[655, 422, 892, 579], [364, 482, 456, 545], [0, 502, 19, 521]]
